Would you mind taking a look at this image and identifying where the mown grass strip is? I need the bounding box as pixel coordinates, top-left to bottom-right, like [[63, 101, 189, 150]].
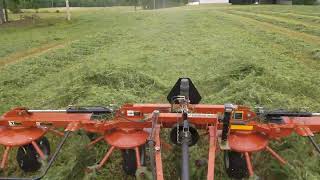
[[233, 9, 320, 25], [220, 10, 320, 46], [227, 10, 320, 37]]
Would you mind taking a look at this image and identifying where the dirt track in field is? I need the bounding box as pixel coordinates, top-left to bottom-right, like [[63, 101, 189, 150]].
[[0, 42, 66, 67]]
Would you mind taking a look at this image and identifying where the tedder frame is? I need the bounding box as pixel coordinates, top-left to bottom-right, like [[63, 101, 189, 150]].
[[0, 78, 320, 180]]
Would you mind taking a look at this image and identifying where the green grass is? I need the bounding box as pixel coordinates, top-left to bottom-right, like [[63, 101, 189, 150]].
[[0, 5, 320, 180]]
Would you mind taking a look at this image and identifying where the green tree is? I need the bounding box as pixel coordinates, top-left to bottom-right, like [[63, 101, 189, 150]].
[[28, 0, 41, 9], [7, 0, 21, 13]]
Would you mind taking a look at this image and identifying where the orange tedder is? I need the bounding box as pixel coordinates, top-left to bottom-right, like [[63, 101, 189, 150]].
[[0, 78, 320, 180]]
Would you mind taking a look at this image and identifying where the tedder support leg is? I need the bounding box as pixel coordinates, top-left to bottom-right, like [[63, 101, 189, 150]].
[[244, 152, 254, 177], [135, 147, 141, 168], [32, 141, 46, 160], [155, 124, 164, 180], [207, 125, 218, 180], [0, 146, 10, 169], [97, 146, 115, 170], [265, 146, 286, 165]]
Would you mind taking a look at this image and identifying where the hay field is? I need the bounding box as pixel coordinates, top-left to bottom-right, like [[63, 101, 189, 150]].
[[0, 5, 320, 179]]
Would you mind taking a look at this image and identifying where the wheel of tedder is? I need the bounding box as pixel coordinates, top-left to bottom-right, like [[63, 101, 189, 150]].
[[170, 123, 199, 146], [224, 150, 249, 179], [16, 137, 50, 172], [121, 145, 146, 176], [86, 132, 99, 141]]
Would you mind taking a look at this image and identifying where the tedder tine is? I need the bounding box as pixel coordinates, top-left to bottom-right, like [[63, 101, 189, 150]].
[[244, 152, 254, 177], [265, 146, 286, 165], [0, 146, 10, 169]]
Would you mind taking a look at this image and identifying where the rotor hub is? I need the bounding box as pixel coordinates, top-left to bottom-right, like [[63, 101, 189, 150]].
[[0, 127, 46, 146], [104, 129, 148, 149], [228, 131, 268, 152]]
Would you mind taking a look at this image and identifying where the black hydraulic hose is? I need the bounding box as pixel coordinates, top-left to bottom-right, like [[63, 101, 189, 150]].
[[307, 135, 320, 154], [66, 106, 112, 114], [0, 131, 71, 180], [221, 111, 231, 142], [265, 112, 313, 117]]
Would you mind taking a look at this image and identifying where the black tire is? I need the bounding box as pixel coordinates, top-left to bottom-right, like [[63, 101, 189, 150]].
[[170, 124, 199, 146], [121, 145, 146, 176], [86, 132, 99, 141], [224, 150, 249, 179], [16, 137, 50, 172]]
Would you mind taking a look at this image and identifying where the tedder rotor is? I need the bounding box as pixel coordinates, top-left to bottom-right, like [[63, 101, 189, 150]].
[[0, 78, 320, 180]]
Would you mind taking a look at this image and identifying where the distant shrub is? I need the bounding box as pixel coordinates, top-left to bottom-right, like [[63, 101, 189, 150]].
[[292, 0, 304, 4], [304, 0, 317, 4], [56, 10, 60, 13], [293, 0, 317, 4]]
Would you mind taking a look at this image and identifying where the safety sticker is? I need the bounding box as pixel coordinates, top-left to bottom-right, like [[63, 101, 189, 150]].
[[127, 110, 141, 117], [230, 125, 253, 131], [127, 110, 135, 116], [8, 121, 22, 126], [36, 122, 53, 127]]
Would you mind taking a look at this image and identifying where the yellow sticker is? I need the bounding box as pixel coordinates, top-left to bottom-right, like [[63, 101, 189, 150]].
[[230, 125, 253, 131]]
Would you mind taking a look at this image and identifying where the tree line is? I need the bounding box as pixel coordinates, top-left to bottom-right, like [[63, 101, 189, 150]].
[[1, 0, 188, 24], [1, 0, 319, 24], [1, 0, 187, 15]]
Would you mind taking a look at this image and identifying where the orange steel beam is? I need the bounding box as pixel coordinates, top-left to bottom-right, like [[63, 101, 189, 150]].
[[155, 125, 164, 180], [124, 104, 233, 114], [157, 113, 217, 125], [3, 105, 320, 138], [207, 125, 218, 180]]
